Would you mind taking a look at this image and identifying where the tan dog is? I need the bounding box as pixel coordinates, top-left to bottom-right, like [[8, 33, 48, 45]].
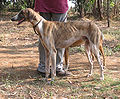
[[11, 8, 105, 81]]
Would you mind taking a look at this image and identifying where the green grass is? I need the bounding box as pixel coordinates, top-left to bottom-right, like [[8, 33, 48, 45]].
[[102, 28, 120, 35], [0, 71, 120, 98], [69, 45, 117, 56], [113, 44, 120, 52], [69, 46, 85, 54], [103, 44, 120, 56], [103, 46, 113, 56]]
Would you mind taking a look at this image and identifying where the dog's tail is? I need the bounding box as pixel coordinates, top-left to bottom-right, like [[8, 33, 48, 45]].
[[100, 31, 104, 41], [97, 28, 104, 47]]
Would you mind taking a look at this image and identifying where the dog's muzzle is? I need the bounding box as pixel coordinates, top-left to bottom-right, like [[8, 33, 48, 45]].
[[11, 13, 26, 25]]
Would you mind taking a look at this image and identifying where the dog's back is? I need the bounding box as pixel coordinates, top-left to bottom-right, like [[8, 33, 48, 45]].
[[43, 20, 102, 49]]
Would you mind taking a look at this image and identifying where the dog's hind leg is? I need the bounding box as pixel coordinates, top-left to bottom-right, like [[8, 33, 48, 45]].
[[85, 42, 94, 77], [99, 44, 105, 67], [64, 47, 69, 71], [92, 45, 104, 80]]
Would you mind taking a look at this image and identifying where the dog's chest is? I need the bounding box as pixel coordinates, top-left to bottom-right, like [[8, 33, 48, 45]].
[[38, 20, 44, 33]]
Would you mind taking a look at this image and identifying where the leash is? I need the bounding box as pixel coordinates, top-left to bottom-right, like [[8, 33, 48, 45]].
[[33, 20, 42, 35]]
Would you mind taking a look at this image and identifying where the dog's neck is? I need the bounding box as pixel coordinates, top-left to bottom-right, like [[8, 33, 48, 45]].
[[37, 19, 44, 34], [30, 15, 45, 34], [31, 16, 44, 26]]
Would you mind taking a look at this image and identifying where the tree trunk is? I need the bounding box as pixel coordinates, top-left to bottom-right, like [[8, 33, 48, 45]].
[[107, 0, 110, 27], [97, 0, 103, 20], [93, 0, 103, 20], [79, 4, 84, 18], [92, 0, 97, 17], [0, 0, 2, 9], [77, 0, 85, 18]]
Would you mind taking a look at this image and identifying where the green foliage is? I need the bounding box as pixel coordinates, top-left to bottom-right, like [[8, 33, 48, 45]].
[[104, 47, 113, 56], [0, 0, 34, 11], [70, 0, 120, 19], [71, 0, 96, 13], [113, 44, 120, 52], [110, 1, 115, 7], [85, 0, 95, 12], [20, 0, 28, 9]]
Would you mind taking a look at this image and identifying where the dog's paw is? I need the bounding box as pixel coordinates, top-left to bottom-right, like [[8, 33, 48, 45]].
[[87, 73, 92, 78], [100, 76, 104, 80], [42, 78, 48, 82]]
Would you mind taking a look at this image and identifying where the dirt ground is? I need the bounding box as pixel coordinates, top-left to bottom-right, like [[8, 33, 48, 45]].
[[0, 12, 120, 98]]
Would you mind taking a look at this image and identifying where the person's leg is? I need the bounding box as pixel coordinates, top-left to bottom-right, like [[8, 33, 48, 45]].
[[51, 13, 70, 75], [51, 13, 67, 22], [39, 12, 52, 21]]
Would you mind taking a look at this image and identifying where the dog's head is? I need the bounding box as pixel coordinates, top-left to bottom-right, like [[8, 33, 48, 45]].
[[11, 8, 36, 25]]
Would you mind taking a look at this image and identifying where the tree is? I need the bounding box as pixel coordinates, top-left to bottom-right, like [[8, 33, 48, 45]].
[[107, 0, 110, 27], [71, 0, 104, 19], [0, 0, 34, 11], [92, 0, 103, 20], [71, 0, 87, 18]]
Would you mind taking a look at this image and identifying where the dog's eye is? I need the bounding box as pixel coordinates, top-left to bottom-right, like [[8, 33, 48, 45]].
[[18, 10, 24, 18], [20, 10, 23, 15]]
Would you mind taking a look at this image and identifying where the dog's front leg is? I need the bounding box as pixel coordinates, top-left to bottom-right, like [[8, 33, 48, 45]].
[[45, 50, 50, 81], [51, 50, 57, 81]]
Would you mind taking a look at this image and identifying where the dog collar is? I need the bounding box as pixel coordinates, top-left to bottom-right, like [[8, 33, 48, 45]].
[[33, 20, 42, 35]]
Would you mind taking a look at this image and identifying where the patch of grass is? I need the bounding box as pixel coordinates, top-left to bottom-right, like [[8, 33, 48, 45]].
[[113, 44, 120, 52], [1, 73, 15, 87], [109, 30, 120, 35], [69, 45, 117, 56], [110, 80, 120, 87], [69, 46, 85, 54], [79, 75, 120, 98], [76, 46, 85, 52], [102, 28, 120, 35], [56, 80, 72, 88], [103, 46, 113, 56], [113, 16, 120, 21], [81, 82, 95, 89], [103, 44, 120, 55], [102, 28, 120, 41], [0, 34, 5, 42], [1, 73, 120, 98]]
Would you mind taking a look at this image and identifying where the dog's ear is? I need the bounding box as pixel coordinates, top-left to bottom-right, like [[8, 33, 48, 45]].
[[24, 8, 35, 21]]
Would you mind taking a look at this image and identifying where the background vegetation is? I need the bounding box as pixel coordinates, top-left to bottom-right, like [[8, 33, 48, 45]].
[[0, 0, 120, 19], [0, 0, 120, 98], [0, 0, 120, 27]]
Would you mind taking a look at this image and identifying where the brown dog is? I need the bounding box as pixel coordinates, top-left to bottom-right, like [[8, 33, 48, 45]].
[[11, 8, 105, 81]]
